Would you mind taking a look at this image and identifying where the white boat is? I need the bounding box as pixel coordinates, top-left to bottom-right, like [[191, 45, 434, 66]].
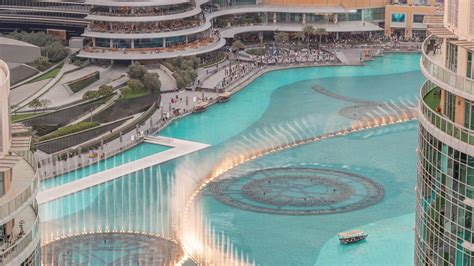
[[337, 230, 368, 244]]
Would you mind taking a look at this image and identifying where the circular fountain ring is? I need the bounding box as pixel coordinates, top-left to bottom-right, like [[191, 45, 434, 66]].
[[41, 232, 184, 265], [209, 167, 384, 215]]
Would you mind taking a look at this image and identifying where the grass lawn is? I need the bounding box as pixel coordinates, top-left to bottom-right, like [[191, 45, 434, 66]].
[[11, 113, 40, 122], [423, 88, 441, 111], [120, 86, 150, 100], [29, 66, 62, 83]]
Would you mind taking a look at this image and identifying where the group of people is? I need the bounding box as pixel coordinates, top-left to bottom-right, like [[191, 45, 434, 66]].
[[90, 5, 192, 17], [89, 17, 203, 34], [250, 48, 338, 65], [214, 62, 259, 91], [320, 35, 423, 51]]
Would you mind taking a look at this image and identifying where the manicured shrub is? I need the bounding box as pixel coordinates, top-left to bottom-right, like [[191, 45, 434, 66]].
[[127, 79, 144, 91], [68, 71, 100, 93], [39, 121, 100, 141], [34, 56, 51, 71]]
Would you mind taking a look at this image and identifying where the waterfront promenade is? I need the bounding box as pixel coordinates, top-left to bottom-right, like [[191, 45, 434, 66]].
[[36, 45, 421, 179]]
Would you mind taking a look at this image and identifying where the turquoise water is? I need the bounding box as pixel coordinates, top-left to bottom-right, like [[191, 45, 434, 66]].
[[201, 122, 418, 265], [40, 143, 170, 190], [40, 53, 424, 265], [159, 54, 422, 145], [316, 212, 415, 265]]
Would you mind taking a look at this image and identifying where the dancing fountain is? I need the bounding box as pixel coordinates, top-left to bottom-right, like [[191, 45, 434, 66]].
[[38, 104, 417, 265], [172, 109, 417, 264]]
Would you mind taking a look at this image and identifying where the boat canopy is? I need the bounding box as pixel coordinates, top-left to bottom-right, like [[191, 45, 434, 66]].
[[219, 92, 231, 98], [337, 230, 365, 238], [195, 101, 209, 108]]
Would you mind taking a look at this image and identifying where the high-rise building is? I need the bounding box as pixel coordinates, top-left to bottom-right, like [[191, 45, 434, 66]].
[[0, 0, 89, 38], [384, 0, 440, 40], [415, 1, 474, 265], [0, 60, 40, 265]]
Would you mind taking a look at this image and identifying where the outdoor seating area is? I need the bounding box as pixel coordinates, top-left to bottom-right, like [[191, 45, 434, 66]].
[[257, 48, 338, 65], [84, 37, 217, 54], [88, 17, 203, 34], [89, 4, 194, 17]]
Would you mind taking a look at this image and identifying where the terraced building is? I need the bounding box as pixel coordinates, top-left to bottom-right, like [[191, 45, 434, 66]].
[[0, 61, 40, 265]]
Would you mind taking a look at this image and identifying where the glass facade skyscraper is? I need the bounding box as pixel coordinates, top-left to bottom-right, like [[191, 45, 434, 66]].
[[415, 2, 474, 265]]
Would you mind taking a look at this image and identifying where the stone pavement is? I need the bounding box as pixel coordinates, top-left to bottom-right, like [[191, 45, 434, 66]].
[[149, 67, 177, 91], [12, 61, 78, 111], [33, 65, 126, 109], [10, 79, 50, 106]]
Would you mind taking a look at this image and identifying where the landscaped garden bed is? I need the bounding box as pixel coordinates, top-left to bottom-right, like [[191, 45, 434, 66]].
[[66, 71, 100, 93]]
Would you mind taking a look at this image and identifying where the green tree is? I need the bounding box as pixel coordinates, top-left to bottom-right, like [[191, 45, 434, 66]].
[[303, 25, 316, 49], [39, 99, 52, 109], [43, 42, 68, 62], [175, 76, 187, 90], [258, 31, 264, 45], [274, 31, 289, 46], [98, 84, 113, 96], [231, 39, 245, 71], [34, 56, 50, 71], [9, 31, 58, 47], [143, 72, 161, 93], [127, 62, 147, 80], [28, 99, 43, 111], [83, 91, 100, 100], [294, 31, 305, 50], [127, 79, 144, 91]]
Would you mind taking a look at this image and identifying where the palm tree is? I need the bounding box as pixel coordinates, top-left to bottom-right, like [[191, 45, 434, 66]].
[[258, 31, 264, 46], [273, 32, 289, 63], [229, 40, 245, 75], [302, 25, 315, 50], [315, 27, 328, 51], [274, 31, 289, 47], [294, 31, 305, 50], [232, 40, 245, 64]]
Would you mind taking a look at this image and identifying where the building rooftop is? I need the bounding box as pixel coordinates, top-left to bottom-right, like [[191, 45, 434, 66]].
[[0, 37, 39, 48]]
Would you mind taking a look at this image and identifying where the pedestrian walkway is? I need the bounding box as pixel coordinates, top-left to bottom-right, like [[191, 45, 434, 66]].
[[37, 136, 210, 204]]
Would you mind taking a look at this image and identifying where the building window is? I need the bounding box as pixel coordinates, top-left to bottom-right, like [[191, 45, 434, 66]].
[[112, 39, 131, 49], [134, 38, 163, 48], [448, 0, 459, 27], [446, 42, 458, 72], [413, 14, 425, 23], [391, 13, 406, 23], [362, 8, 385, 21], [211, 0, 257, 7], [95, 38, 109, 48], [445, 91, 456, 121], [467, 51, 472, 79]]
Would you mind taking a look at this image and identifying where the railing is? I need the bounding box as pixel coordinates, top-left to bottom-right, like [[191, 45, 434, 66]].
[[0, 150, 39, 224], [38, 101, 159, 180], [420, 80, 474, 145], [0, 209, 39, 265], [421, 35, 474, 96]]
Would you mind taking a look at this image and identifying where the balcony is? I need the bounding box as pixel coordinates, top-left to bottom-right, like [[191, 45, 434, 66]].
[[78, 37, 226, 60], [0, 204, 40, 265], [0, 150, 38, 225], [419, 80, 474, 145], [421, 35, 474, 99]]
